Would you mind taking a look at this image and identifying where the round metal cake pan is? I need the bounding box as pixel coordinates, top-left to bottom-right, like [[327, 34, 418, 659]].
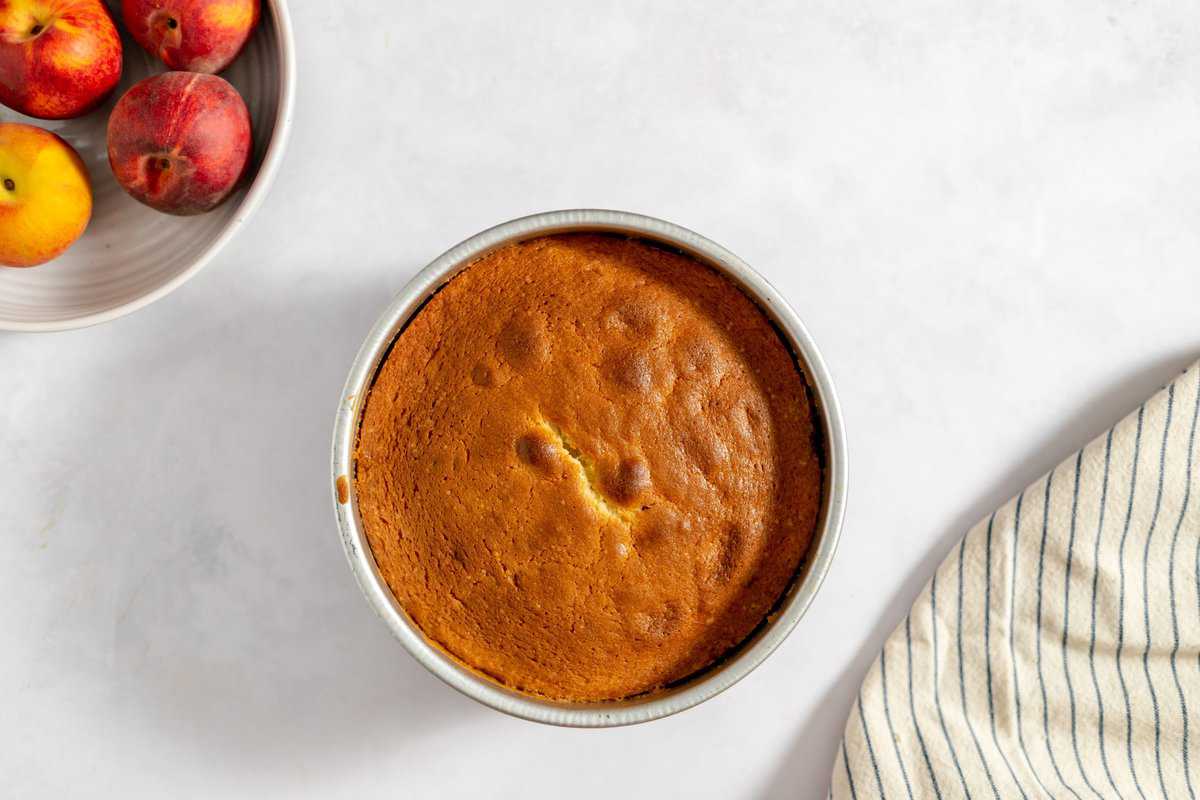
[[331, 209, 848, 727]]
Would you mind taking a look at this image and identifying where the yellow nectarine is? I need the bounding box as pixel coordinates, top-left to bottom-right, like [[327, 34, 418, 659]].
[[0, 122, 92, 267]]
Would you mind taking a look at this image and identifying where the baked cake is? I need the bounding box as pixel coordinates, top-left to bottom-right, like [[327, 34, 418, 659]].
[[355, 233, 822, 701]]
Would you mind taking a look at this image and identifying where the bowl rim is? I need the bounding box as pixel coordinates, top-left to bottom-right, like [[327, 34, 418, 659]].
[[331, 209, 848, 727], [0, 0, 298, 333]]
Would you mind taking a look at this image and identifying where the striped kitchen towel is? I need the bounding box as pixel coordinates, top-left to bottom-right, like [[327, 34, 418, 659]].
[[831, 360, 1200, 799]]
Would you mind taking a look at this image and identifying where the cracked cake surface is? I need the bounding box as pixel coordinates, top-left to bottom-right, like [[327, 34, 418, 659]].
[[354, 233, 823, 701]]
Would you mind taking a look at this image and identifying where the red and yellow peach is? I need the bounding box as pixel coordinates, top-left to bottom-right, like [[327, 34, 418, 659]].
[[107, 71, 251, 215], [122, 0, 259, 74], [0, 0, 122, 119]]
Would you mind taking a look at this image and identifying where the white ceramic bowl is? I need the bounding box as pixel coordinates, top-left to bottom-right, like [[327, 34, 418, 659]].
[[0, 0, 295, 332], [332, 210, 848, 727]]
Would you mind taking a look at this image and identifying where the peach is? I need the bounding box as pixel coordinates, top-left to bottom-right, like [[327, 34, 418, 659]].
[[0, 122, 92, 267], [0, 0, 122, 119], [122, 0, 259, 74], [107, 71, 251, 216]]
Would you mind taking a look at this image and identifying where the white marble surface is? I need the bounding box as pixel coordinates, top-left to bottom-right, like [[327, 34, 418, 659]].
[[4, 1, 1200, 797]]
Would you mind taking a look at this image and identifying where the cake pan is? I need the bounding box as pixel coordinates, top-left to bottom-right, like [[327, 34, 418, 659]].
[[332, 209, 847, 727]]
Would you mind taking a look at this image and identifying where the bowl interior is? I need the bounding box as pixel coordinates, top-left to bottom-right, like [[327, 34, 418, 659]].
[[0, 0, 289, 330], [333, 211, 848, 727]]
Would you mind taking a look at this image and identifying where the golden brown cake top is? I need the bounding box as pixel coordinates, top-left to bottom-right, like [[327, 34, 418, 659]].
[[355, 234, 822, 701]]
